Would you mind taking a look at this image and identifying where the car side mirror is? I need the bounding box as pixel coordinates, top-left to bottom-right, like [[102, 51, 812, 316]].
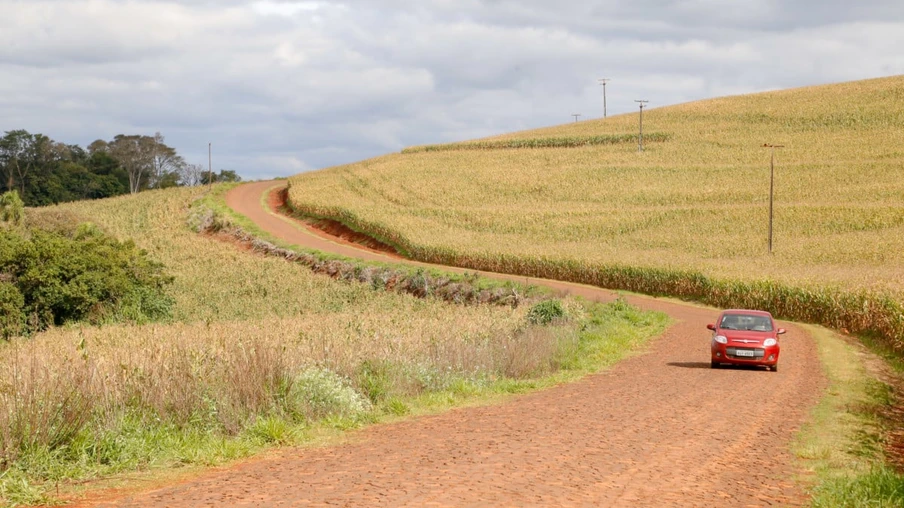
[[706, 324, 716, 331], [777, 328, 786, 335]]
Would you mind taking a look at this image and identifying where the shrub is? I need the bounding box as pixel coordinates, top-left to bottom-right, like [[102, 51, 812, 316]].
[[0, 191, 24, 226], [527, 299, 566, 325], [0, 222, 174, 334], [287, 367, 372, 420], [356, 360, 396, 404], [0, 282, 25, 338]]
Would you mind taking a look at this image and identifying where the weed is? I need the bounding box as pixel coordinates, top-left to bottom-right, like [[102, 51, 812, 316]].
[[289, 367, 372, 421], [527, 299, 566, 325]]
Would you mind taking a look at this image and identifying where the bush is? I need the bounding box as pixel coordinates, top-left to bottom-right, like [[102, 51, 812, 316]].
[[288, 367, 371, 420], [527, 299, 566, 325], [0, 222, 174, 334], [0, 190, 24, 226], [0, 282, 25, 338]]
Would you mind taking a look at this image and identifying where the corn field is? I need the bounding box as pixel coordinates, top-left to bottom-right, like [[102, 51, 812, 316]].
[[402, 133, 670, 153], [287, 75, 904, 351]]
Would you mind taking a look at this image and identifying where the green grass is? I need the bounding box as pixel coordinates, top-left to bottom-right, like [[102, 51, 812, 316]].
[[793, 325, 904, 507]]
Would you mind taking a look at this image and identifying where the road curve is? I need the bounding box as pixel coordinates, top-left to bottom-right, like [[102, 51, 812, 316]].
[[98, 180, 826, 507]]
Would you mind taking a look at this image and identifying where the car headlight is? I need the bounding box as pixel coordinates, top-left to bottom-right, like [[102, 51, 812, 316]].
[[764, 338, 777, 347], [714, 335, 728, 344]]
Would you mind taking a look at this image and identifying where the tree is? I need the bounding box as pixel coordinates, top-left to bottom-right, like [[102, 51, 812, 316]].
[[217, 170, 242, 183], [178, 163, 206, 187], [86, 151, 129, 195], [106, 133, 185, 194], [201, 169, 243, 185], [0, 130, 188, 204], [87, 139, 108, 155], [149, 132, 185, 189], [0, 130, 48, 195], [107, 134, 154, 194]]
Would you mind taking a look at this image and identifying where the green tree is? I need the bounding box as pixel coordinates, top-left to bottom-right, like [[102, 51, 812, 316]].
[[106, 133, 185, 194], [0, 130, 51, 195], [201, 169, 243, 185]]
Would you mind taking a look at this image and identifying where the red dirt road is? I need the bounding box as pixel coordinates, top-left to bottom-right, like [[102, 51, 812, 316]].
[[95, 181, 826, 506]]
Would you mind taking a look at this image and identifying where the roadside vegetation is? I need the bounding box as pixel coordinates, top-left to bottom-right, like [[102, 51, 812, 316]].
[[0, 192, 173, 338], [286, 75, 904, 353], [794, 325, 904, 507], [0, 186, 668, 506]]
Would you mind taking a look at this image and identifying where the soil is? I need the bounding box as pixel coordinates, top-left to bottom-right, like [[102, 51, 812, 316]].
[[77, 181, 828, 507], [267, 186, 402, 259]]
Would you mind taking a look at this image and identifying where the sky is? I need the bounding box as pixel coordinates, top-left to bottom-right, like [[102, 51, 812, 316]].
[[1, 1, 902, 180]]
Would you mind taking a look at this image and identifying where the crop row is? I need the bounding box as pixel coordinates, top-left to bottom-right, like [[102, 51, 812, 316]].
[[401, 133, 670, 153]]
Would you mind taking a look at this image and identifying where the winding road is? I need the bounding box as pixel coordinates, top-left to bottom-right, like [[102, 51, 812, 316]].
[[95, 181, 826, 507]]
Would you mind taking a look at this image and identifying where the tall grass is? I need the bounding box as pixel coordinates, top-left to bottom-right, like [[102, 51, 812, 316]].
[[0, 298, 666, 505], [286, 75, 904, 353]]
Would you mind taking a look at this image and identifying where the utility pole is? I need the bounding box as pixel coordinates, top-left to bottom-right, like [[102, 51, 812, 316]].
[[153, 134, 158, 186], [763, 143, 784, 254], [635, 100, 649, 151], [598, 78, 610, 118], [208, 142, 212, 191], [571, 113, 582, 123]]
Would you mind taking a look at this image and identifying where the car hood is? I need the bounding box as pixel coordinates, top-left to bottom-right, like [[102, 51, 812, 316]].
[[719, 330, 776, 345]]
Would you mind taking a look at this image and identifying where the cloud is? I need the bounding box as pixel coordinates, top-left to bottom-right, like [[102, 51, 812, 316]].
[[0, 0, 902, 180]]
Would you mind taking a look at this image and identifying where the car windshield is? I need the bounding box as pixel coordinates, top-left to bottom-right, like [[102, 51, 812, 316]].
[[720, 313, 773, 332]]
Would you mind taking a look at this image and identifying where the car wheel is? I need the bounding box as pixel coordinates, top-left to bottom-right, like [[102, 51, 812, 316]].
[[770, 364, 778, 372], [711, 360, 720, 369]]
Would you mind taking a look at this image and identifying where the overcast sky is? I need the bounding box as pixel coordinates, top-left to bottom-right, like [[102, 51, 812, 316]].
[[1, 1, 902, 180]]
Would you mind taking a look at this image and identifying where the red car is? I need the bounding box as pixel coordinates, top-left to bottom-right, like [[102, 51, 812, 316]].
[[707, 309, 785, 371]]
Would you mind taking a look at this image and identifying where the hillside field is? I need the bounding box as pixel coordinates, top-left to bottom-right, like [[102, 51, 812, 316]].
[[287, 75, 904, 348]]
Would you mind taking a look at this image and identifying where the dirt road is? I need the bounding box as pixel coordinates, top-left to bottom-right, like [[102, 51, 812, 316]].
[[95, 181, 825, 506]]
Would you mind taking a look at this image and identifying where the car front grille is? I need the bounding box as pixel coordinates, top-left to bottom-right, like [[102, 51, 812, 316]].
[[726, 347, 765, 360]]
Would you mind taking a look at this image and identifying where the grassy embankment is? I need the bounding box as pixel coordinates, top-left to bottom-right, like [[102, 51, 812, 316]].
[[0, 186, 668, 506], [286, 75, 904, 352], [796, 326, 904, 506]]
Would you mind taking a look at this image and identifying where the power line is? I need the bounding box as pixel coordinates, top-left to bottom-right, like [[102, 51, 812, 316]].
[[571, 113, 582, 123]]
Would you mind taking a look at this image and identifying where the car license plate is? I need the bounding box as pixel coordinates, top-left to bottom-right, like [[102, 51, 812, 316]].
[[735, 350, 755, 357]]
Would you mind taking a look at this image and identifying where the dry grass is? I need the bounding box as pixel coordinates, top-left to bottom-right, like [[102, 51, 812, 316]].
[[286, 75, 904, 348], [0, 306, 528, 459]]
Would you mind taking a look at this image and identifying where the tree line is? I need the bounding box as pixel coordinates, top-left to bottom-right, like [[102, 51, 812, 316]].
[[0, 129, 240, 207]]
